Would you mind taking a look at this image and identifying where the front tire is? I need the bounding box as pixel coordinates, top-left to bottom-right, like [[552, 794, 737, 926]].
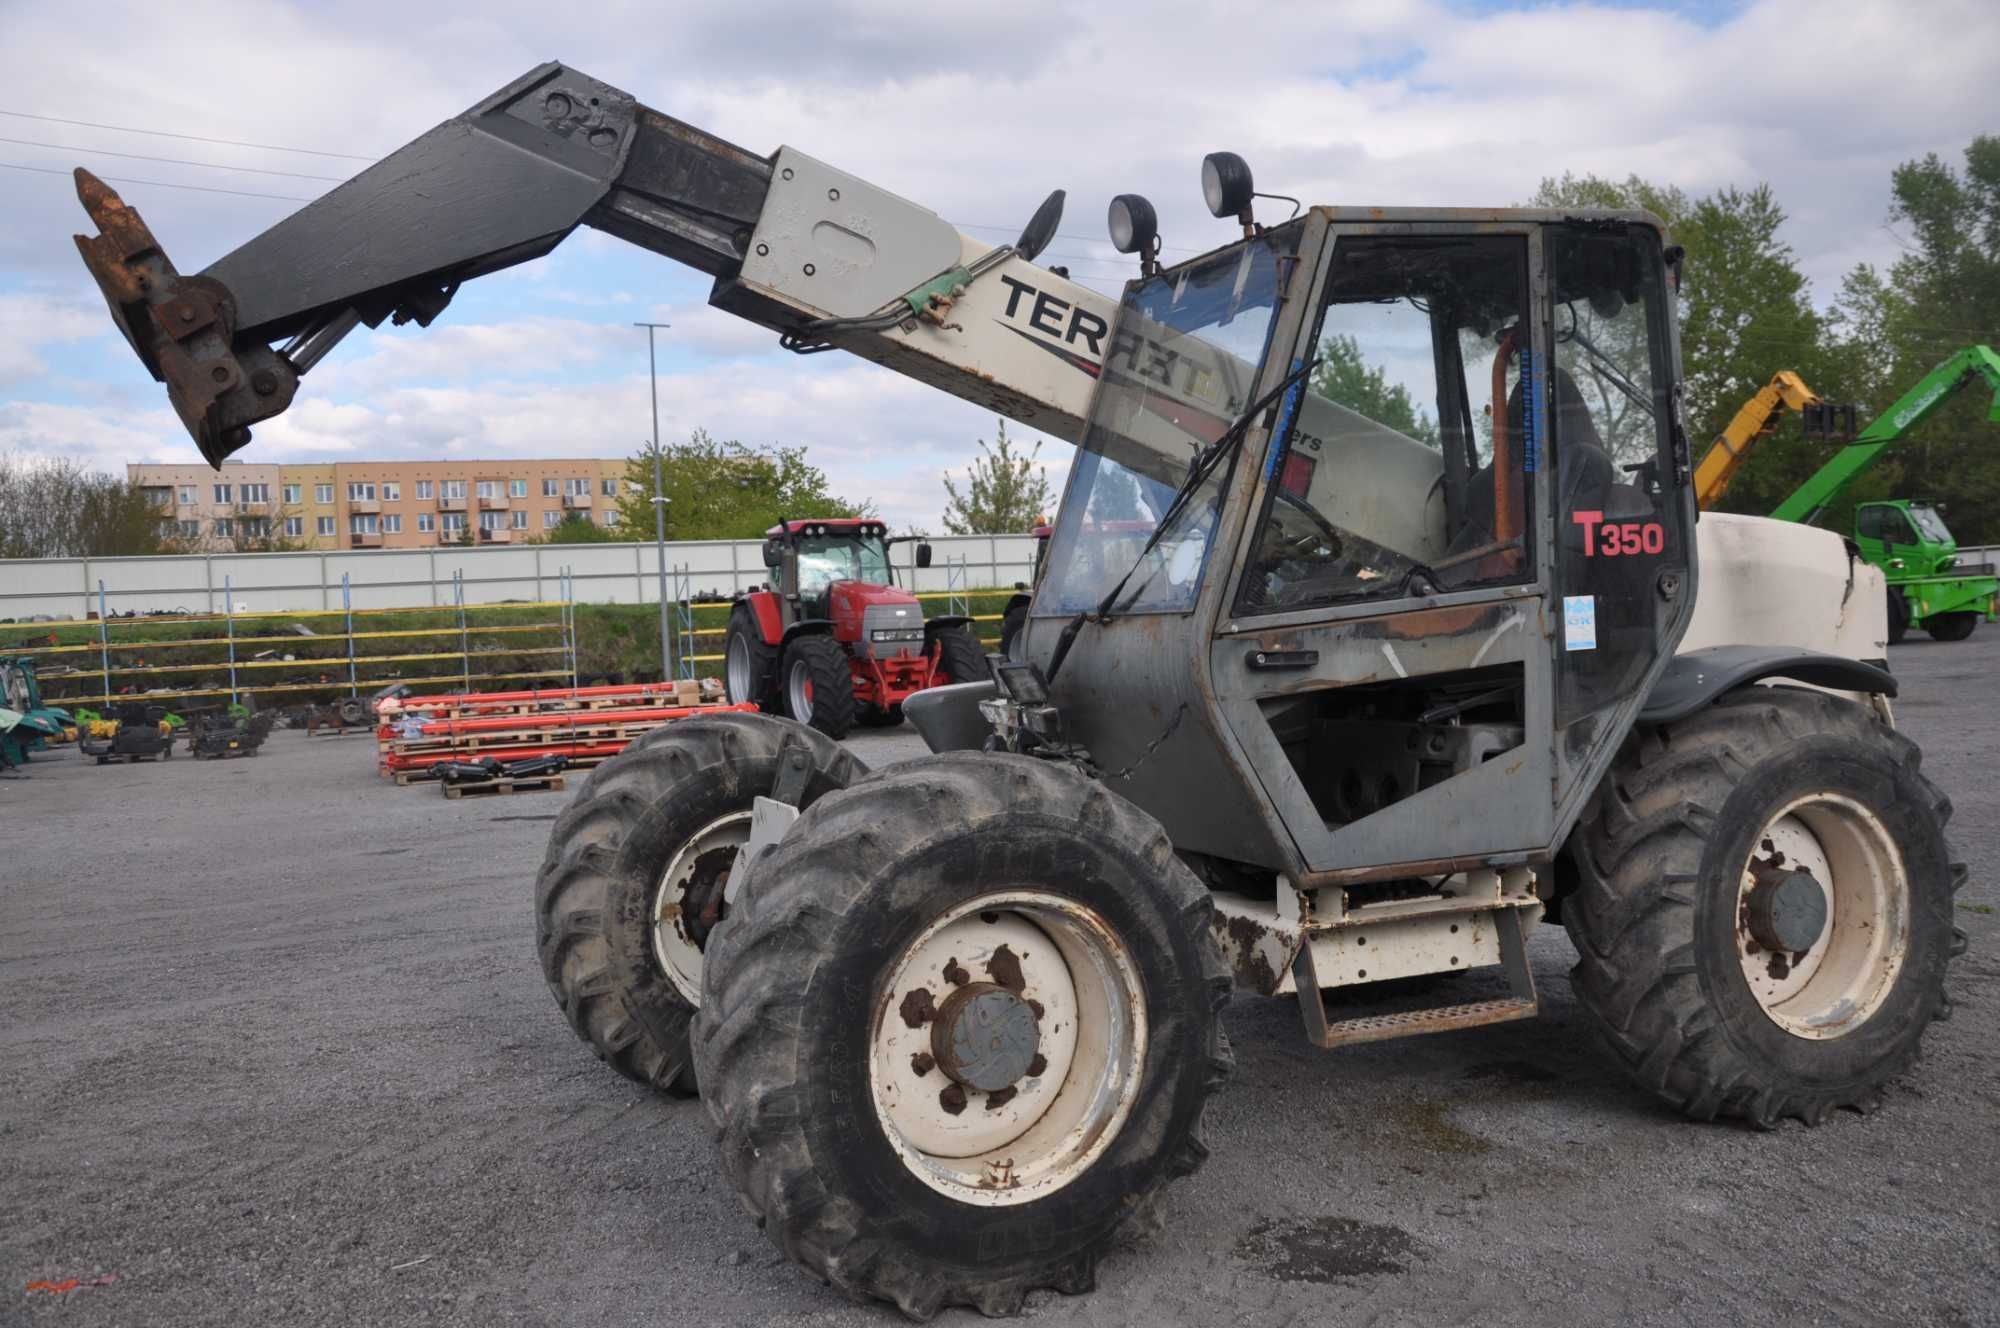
[[534, 712, 866, 1094], [781, 634, 857, 738], [1886, 588, 1909, 645], [694, 754, 1231, 1318], [1564, 686, 1961, 1127], [1926, 611, 1978, 642]]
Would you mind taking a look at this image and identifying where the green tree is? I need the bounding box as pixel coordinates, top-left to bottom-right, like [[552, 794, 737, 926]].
[[941, 420, 1052, 534], [0, 453, 179, 558], [1310, 333, 1439, 445], [532, 513, 621, 544], [1817, 137, 2000, 541], [1529, 173, 1832, 502], [615, 429, 874, 540]]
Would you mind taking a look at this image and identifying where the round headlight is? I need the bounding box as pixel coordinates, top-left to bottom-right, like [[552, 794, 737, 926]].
[[1201, 151, 1254, 218], [1107, 194, 1158, 255]]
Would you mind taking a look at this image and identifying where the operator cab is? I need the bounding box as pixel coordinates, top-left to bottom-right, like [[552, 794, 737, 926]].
[[1015, 206, 1694, 883], [760, 518, 906, 620]]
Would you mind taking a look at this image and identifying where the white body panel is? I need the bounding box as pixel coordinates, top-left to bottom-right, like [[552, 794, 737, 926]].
[[1680, 514, 1887, 661]]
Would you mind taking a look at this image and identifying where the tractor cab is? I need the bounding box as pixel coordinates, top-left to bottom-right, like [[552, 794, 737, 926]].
[[1855, 500, 1958, 579], [758, 518, 919, 620]]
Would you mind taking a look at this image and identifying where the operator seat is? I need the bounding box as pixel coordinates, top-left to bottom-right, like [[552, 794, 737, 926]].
[[1447, 366, 1632, 562]]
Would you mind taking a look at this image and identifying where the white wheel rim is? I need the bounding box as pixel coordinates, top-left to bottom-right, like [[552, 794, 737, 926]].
[[726, 635, 751, 702], [650, 810, 753, 1004], [786, 658, 813, 723], [867, 890, 1146, 1208], [1736, 793, 1910, 1039]]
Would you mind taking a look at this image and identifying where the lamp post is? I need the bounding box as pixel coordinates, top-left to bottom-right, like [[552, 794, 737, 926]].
[[635, 321, 672, 680]]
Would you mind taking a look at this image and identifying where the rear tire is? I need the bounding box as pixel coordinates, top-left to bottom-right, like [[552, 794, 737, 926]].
[[930, 624, 989, 687], [1926, 611, 1977, 642], [781, 634, 857, 738], [694, 754, 1232, 1319], [724, 604, 779, 709], [999, 604, 1028, 660], [534, 712, 866, 1095], [1564, 686, 1960, 1127], [1886, 588, 1909, 645]]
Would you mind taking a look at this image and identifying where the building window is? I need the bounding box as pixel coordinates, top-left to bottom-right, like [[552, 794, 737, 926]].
[[441, 512, 467, 532], [350, 514, 379, 535], [284, 516, 304, 537], [240, 482, 269, 505], [144, 488, 172, 508], [315, 483, 334, 504], [178, 485, 196, 504], [212, 517, 233, 537], [476, 479, 495, 499], [316, 516, 335, 537], [416, 480, 433, 500], [417, 512, 435, 533], [443, 479, 467, 500], [543, 478, 558, 497], [602, 477, 618, 497], [241, 517, 271, 538], [385, 482, 402, 502], [347, 482, 375, 501], [510, 509, 528, 529], [214, 483, 232, 504], [602, 509, 619, 525], [480, 510, 504, 531], [383, 514, 402, 534], [565, 477, 590, 497], [509, 478, 528, 498], [178, 519, 200, 539], [282, 484, 300, 504], [544, 510, 561, 528]]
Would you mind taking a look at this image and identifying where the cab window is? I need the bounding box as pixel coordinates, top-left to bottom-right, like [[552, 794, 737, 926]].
[[1237, 235, 1534, 615]]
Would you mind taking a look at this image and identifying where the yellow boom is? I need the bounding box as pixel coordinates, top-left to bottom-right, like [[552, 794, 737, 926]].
[[1693, 370, 1823, 508]]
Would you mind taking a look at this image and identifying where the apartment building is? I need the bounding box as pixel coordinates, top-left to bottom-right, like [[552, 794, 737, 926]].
[[130, 459, 629, 551]]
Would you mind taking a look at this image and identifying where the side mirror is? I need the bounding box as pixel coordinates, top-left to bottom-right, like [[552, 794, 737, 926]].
[[1015, 189, 1065, 264], [761, 538, 784, 568], [915, 542, 933, 569]]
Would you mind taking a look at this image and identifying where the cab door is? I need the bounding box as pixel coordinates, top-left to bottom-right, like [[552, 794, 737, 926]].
[[1208, 224, 1559, 877]]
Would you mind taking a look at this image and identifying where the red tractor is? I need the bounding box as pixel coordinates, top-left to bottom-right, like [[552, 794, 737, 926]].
[[723, 518, 989, 737]]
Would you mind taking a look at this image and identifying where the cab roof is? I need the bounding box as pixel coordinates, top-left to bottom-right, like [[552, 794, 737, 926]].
[[766, 518, 887, 538]]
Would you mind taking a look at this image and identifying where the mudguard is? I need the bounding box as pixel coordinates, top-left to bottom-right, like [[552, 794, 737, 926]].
[[1640, 645, 1896, 725], [903, 680, 997, 753]]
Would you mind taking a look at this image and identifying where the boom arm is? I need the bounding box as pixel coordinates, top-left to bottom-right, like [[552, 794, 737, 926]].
[[71, 62, 1112, 465], [1692, 370, 1822, 509], [1770, 345, 2000, 524]]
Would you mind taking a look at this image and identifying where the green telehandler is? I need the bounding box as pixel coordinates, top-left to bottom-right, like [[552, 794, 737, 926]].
[[1771, 345, 2000, 643]]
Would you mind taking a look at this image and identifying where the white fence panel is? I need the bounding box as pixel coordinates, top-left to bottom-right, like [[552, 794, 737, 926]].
[[0, 533, 1045, 622]]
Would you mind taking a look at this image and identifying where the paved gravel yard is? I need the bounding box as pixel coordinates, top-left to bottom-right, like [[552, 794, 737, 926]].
[[4, 635, 1997, 1328]]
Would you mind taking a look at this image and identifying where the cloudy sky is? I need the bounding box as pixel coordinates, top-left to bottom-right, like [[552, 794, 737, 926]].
[[1, 0, 1993, 530]]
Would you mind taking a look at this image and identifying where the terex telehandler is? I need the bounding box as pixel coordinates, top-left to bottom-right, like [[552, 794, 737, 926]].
[[73, 63, 1965, 1319], [723, 517, 987, 736]]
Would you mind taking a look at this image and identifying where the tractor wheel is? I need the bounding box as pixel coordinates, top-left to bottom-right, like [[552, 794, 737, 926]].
[[694, 753, 1232, 1319], [1926, 611, 1978, 642], [858, 703, 905, 728], [533, 711, 867, 1095], [999, 603, 1028, 660], [781, 634, 856, 738], [1886, 587, 1909, 645], [724, 604, 778, 709], [930, 624, 990, 687], [1564, 686, 1961, 1127]]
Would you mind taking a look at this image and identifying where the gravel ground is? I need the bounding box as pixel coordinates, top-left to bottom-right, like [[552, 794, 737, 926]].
[[4, 636, 1997, 1328]]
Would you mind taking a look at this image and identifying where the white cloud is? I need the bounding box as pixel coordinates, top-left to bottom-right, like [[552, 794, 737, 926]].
[[4, 0, 1995, 532], [0, 293, 109, 383]]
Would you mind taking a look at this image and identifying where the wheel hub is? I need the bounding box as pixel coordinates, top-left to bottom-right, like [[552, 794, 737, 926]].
[[933, 983, 1041, 1092], [1744, 866, 1829, 954]]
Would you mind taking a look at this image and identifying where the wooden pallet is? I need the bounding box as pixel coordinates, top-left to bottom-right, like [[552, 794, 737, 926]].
[[441, 772, 567, 799]]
